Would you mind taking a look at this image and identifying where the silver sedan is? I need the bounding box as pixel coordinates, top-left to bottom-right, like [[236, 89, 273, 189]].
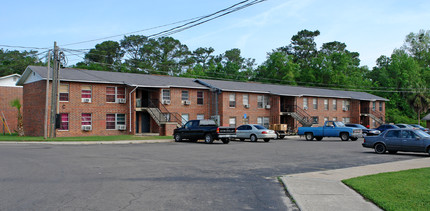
[[236, 124, 277, 142]]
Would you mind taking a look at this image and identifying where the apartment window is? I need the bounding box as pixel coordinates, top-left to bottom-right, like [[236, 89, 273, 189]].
[[243, 116, 249, 124], [59, 84, 69, 102], [372, 102, 376, 111], [229, 93, 236, 108], [181, 114, 189, 125], [229, 117, 236, 128], [162, 89, 171, 101], [332, 117, 337, 121], [332, 99, 337, 110], [313, 98, 318, 110], [342, 100, 350, 111], [303, 98, 308, 110], [257, 117, 270, 128], [59, 113, 69, 130], [106, 87, 126, 103], [197, 91, 204, 105], [342, 117, 351, 123], [81, 85, 92, 100], [324, 99, 328, 110], [81, 113, 92, 126], [181, 90, 189, 101], [379, 102, 383, 112], [106, 114, 126, 130], [258, 95, 269, 108], [324, 117, 328, 122], [243, 94, 249, 107], [312, 116, 319, 124], [197, 114, 205, 120]]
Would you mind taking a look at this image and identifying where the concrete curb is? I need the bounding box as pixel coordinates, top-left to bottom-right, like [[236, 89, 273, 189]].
[[0, 139, 175, 145], [280, 157, 430, 211]]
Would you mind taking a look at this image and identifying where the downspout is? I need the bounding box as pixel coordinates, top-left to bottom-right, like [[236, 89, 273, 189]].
[[129, 86, 138, 133]]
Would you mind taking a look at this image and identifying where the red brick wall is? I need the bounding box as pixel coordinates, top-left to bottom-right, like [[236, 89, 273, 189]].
[[23, 81, 132, 137], [161, 88, 211, 121], [0, 86, 23, 134]]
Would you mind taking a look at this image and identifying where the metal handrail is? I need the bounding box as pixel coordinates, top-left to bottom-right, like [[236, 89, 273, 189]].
[[361, 108, 384, 121], [283, 105, 312, 125], [147, 99, 186, 126]]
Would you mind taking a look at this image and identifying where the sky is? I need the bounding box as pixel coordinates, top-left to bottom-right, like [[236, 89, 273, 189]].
[[1, 0, 429, 68]]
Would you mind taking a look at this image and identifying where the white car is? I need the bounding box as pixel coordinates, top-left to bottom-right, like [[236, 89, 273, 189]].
[[236, 124, 277, 142]]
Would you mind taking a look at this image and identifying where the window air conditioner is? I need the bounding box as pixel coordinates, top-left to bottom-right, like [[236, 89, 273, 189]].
[[82, 98, 91, 103], [342, 108, 347, 111], [304, 106, 308, 110], [118, 98, 126, 104], [265, 105, 271, 109], [183, 100, 191, 105], [244, 104, 250, 108], [163, 100, 171, 105], [81, 125, 92, 131], [117, 125, 126, 130]]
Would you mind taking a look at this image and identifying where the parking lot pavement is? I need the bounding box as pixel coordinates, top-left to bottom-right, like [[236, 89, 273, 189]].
[[0, 137, 424, 210]]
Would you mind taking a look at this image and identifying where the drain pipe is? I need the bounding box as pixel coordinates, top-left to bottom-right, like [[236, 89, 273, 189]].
[[129, 86, 138, 133]]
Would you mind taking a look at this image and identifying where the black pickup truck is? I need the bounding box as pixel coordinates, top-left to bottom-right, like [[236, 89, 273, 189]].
[[173, 120, 236, 144]]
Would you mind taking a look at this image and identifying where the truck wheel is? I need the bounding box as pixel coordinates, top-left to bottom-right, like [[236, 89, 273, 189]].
[[305, 133, 314, 141], [204, 134, 214, 144], [315, 136, 323, 141], [221, 138, 230, 144], [279, 135, 285, 139], [250, 134, 258, 142], [263, 138, 270, 142], [340, 133, 349, 141], [350, 137, 358, 141], [174, 134, 182, 142], [239, 138, 245, 141]]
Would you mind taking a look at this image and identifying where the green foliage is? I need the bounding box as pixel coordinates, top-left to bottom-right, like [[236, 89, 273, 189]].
[[0, 49, 43, 77], [343, 168, 430, 211]]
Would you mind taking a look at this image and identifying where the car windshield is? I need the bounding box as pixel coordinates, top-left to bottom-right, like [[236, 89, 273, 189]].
[[334, 122, 345, 127], [253, 125, 266, 130], [415, 130, 430, 138]]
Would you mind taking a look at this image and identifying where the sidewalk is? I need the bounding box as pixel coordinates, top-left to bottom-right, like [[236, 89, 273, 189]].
[[0, 139, 174, 145], [281, 157, 430, 211]]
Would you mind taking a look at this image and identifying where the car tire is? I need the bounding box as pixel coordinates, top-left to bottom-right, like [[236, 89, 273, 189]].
[[305, 133, 314, 141], [315, 136, 323, 141], [204, 134, 214, 144], [221, 138, 230, 144], [388, 150, 397, 154], [239, 138, 245, 141], [374, 143, 386, 154], [250, 134, 258, 142], [350, 137, 358, 141], [427, 147, 430, 156], [279, 135, 285, 139], [263, 138, 270, 142], [174, 134, 182, 142], [340, 133, 349, 141]]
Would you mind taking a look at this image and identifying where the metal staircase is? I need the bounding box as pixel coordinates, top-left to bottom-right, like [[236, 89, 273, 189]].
[[283, 105, 313, 127], [141, 99, 186, 127], [361, 108, 385, 125]]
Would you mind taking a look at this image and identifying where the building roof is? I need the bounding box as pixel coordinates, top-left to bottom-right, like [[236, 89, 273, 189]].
[[422, 113, 430, 121], [17, 65, 388, 101], [0, 74, 21, 87], [17, 66, 209, 89]]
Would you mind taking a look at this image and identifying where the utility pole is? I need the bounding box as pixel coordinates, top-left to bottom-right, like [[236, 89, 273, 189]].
[[44, 50, 51, 139], [49, 42, 59, 138]]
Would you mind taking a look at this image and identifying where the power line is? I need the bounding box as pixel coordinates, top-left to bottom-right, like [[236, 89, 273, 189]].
[[0, 44, 50, 50]]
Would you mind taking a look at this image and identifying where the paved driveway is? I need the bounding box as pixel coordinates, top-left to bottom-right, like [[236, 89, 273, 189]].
[[0, 138, 424, 210]]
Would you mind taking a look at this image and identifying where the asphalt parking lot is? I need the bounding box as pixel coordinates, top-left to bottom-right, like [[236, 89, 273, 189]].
[[0, 137, 424, 211]]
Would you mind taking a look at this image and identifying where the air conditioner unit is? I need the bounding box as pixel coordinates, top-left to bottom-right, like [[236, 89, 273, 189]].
[[82, 98, 91, 103], [182, 100, 191, 105], [117, 125, 126, 130], [81, 125, 92, 131], [163, 100, 171, 105], [265, 105, 271, 109], [244, 104, 250, 108], [304, 106, 308, 110], [118, 98, 126, 104], [343, 108, 347, 111]]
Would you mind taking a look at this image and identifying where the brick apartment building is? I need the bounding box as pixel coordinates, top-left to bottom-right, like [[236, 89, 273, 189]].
[[0, 74, 22, 134], [17, 66, 387, 137]]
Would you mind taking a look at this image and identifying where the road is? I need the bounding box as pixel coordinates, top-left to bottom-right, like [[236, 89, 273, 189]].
[[0, 138, 424, 210]]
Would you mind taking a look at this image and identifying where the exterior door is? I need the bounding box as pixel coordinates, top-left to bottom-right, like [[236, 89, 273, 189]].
[[141, 112, 150, 133]]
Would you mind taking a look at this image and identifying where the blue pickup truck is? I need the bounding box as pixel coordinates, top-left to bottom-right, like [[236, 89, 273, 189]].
[[298, 121, 362, 141]]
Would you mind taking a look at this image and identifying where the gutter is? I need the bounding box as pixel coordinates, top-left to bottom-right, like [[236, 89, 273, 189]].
[[129, 86, 138, 133]]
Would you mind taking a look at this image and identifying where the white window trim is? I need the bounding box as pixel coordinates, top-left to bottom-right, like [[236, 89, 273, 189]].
[[106, 86, 126, 103], [106, 113, 126, 130], [59, 84, 69, 102]]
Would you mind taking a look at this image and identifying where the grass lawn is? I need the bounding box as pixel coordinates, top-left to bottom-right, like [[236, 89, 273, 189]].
[[342, 167, 430, 211], [0, 133, 173, 142]]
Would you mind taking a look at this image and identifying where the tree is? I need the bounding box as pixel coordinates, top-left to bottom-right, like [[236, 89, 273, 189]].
[[84, 41, 123, 71], [408, 90, 430, 124], [120, 35, 150, 72], [254, 50, 299, 84], [10, 99, 24, 136], [402, 29, 430, 66], [0, 49, 42, 76]]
